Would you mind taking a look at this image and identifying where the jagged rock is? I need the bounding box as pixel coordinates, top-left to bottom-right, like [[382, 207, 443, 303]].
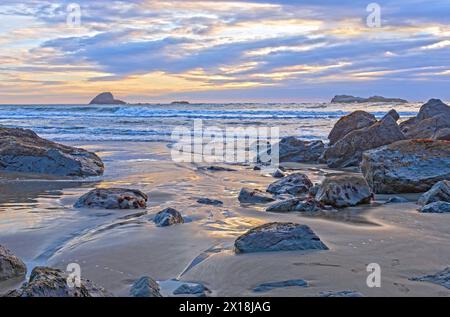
[[418, 180, 450, 206], [382, 109, 400, 122], [129, 276, 162, 297], [315, 175, 373, 208], [74, 188, 148, 209], [267, 173, 313, 196], [277, 137, 325, 163], [89, 92, 126, 105], [153, 208, 184, 227], [419, 201, 450, 213], [361, 139, 450, 193], [253, 279, 308, 292], [6, 266, 111, 297], [319, 290, 364, 297], [173, 283, 207, 296], [197, 198, 223, 206], [0, 127, 104, 177], [322, 115, 405, 167], [266, 198, 322, 213], [400, 99, 450, 140], [271, 169, 285, 178], [331, 95, 407, 104], [234, 222, 328, 253], [238, 188, 275, 204], [327, 110, 377, 145], [202, 165, 236, 172], [0, 245, 27, 281], [410, 268, 450, 290]]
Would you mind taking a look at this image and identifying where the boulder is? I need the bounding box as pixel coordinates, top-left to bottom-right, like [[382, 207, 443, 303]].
[[319, 290, 364, 297], [315, 175, 373, 208], [6, 266, 111, 297], [419, 202, 450, 213], [74, 188, 148, 209], [153, 208, 184, 227], [361, 139, 450, 193], [382, 109, 400, 122], [129, 276, 162, 297], [238, 188, 275, 204], [327, 110, 377, 145], [196, 198, 223, 206], [173, 283, 208, 296], [271, 169, 285, 178], [385, 196, 409, 204], [267, 173, 313, 196], [0, 245, 27, 282], [0, 127, 104, 177], [89, 92, 126, 105], [418, 180, 450, 206], [322, 115, 405, 167], [266, 198, 322, 213], [253, 279, 308, 292], [400, 99, 450, 140], [410, 267, 450, 290], [234, 222, 328, 253], [276, 137, 325, 163]]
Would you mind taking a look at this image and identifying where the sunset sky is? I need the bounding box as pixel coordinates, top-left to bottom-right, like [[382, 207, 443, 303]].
[[1, 0, 450, 103]]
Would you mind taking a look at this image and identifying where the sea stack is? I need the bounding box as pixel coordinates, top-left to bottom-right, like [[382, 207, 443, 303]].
[[89, 92, 126, 105]]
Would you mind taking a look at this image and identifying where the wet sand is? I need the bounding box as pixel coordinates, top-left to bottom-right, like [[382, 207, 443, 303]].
[[1, 141, 449, 296]]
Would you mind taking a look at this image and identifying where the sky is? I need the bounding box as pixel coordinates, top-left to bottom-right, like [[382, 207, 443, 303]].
[[1, 0, 450, 104]]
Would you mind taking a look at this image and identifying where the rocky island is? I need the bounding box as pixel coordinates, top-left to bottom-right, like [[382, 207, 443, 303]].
[[89, 92, 126, 105], [331, 95, 408, 103]]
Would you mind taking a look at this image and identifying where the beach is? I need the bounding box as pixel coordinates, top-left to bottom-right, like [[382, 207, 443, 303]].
[[1, 134, 449, 297]]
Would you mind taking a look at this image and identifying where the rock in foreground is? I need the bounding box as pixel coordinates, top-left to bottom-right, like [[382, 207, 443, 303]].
[[410, 268, 450, 290], [315, 175, 373, 208], [0, 245, 27, 282], [6, 267, 111, 297], [266, 198, 322, 213], [234, 222, 328, 253], [400, 99, 450, 140], [253, 279, 308, 292], [238, 188, 275, 204], [267, 173, 313, 196], [327, 110, 377, 145], [419, 201, 450, 213], [276, 137, 325, 163], [89, 92, 126, 105], [418, 180, 450, 206], [361, 139, 450, 193], [0, 127, 104, 177], [153, 208, 184, 227], [74, 188, 148, 209], [129, 276, 162, 297], [322, 115, 405, 168]]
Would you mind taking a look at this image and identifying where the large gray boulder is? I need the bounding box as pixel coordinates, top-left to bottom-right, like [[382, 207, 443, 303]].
[[129, 276, 162, 297], [0, 127, 104, 177], [6, 266, 111, 297], [266, 198, 322, 213], [322, 115, 405, 168], [153, 208, 184, 227], [315, 175, 373, 208], [74, 188, 148, 209], [418, 180, 450, 206], [234, 222, 328, 253], [361, 139, 450, 193], [89, 92, 126, 105], [419, 201, 450, 213], [267, 173, 313, 196], [400, 99, 450, 140], [328, 110, 377, 145], [238, 188, 275, 204], [0, 245, 27, 282], [277, 137, 325, 163]]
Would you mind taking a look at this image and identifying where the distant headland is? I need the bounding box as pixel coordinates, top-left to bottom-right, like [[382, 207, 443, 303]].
[[331, 95, 408, 104]]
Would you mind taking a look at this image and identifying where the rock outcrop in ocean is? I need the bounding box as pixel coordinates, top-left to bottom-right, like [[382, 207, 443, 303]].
[[0, 127, 104, 177], [89, 92, 126, 105], [234, 222, 328, 253], [400, 99, 450, 140], [327, 110, 377, 146], [361, 139, 450, 194], [331, 95, 408, 104], [74, 188, 148, 209]]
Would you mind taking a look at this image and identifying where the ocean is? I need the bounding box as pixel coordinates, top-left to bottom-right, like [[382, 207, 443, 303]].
[[0, 102, 420, 142]]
